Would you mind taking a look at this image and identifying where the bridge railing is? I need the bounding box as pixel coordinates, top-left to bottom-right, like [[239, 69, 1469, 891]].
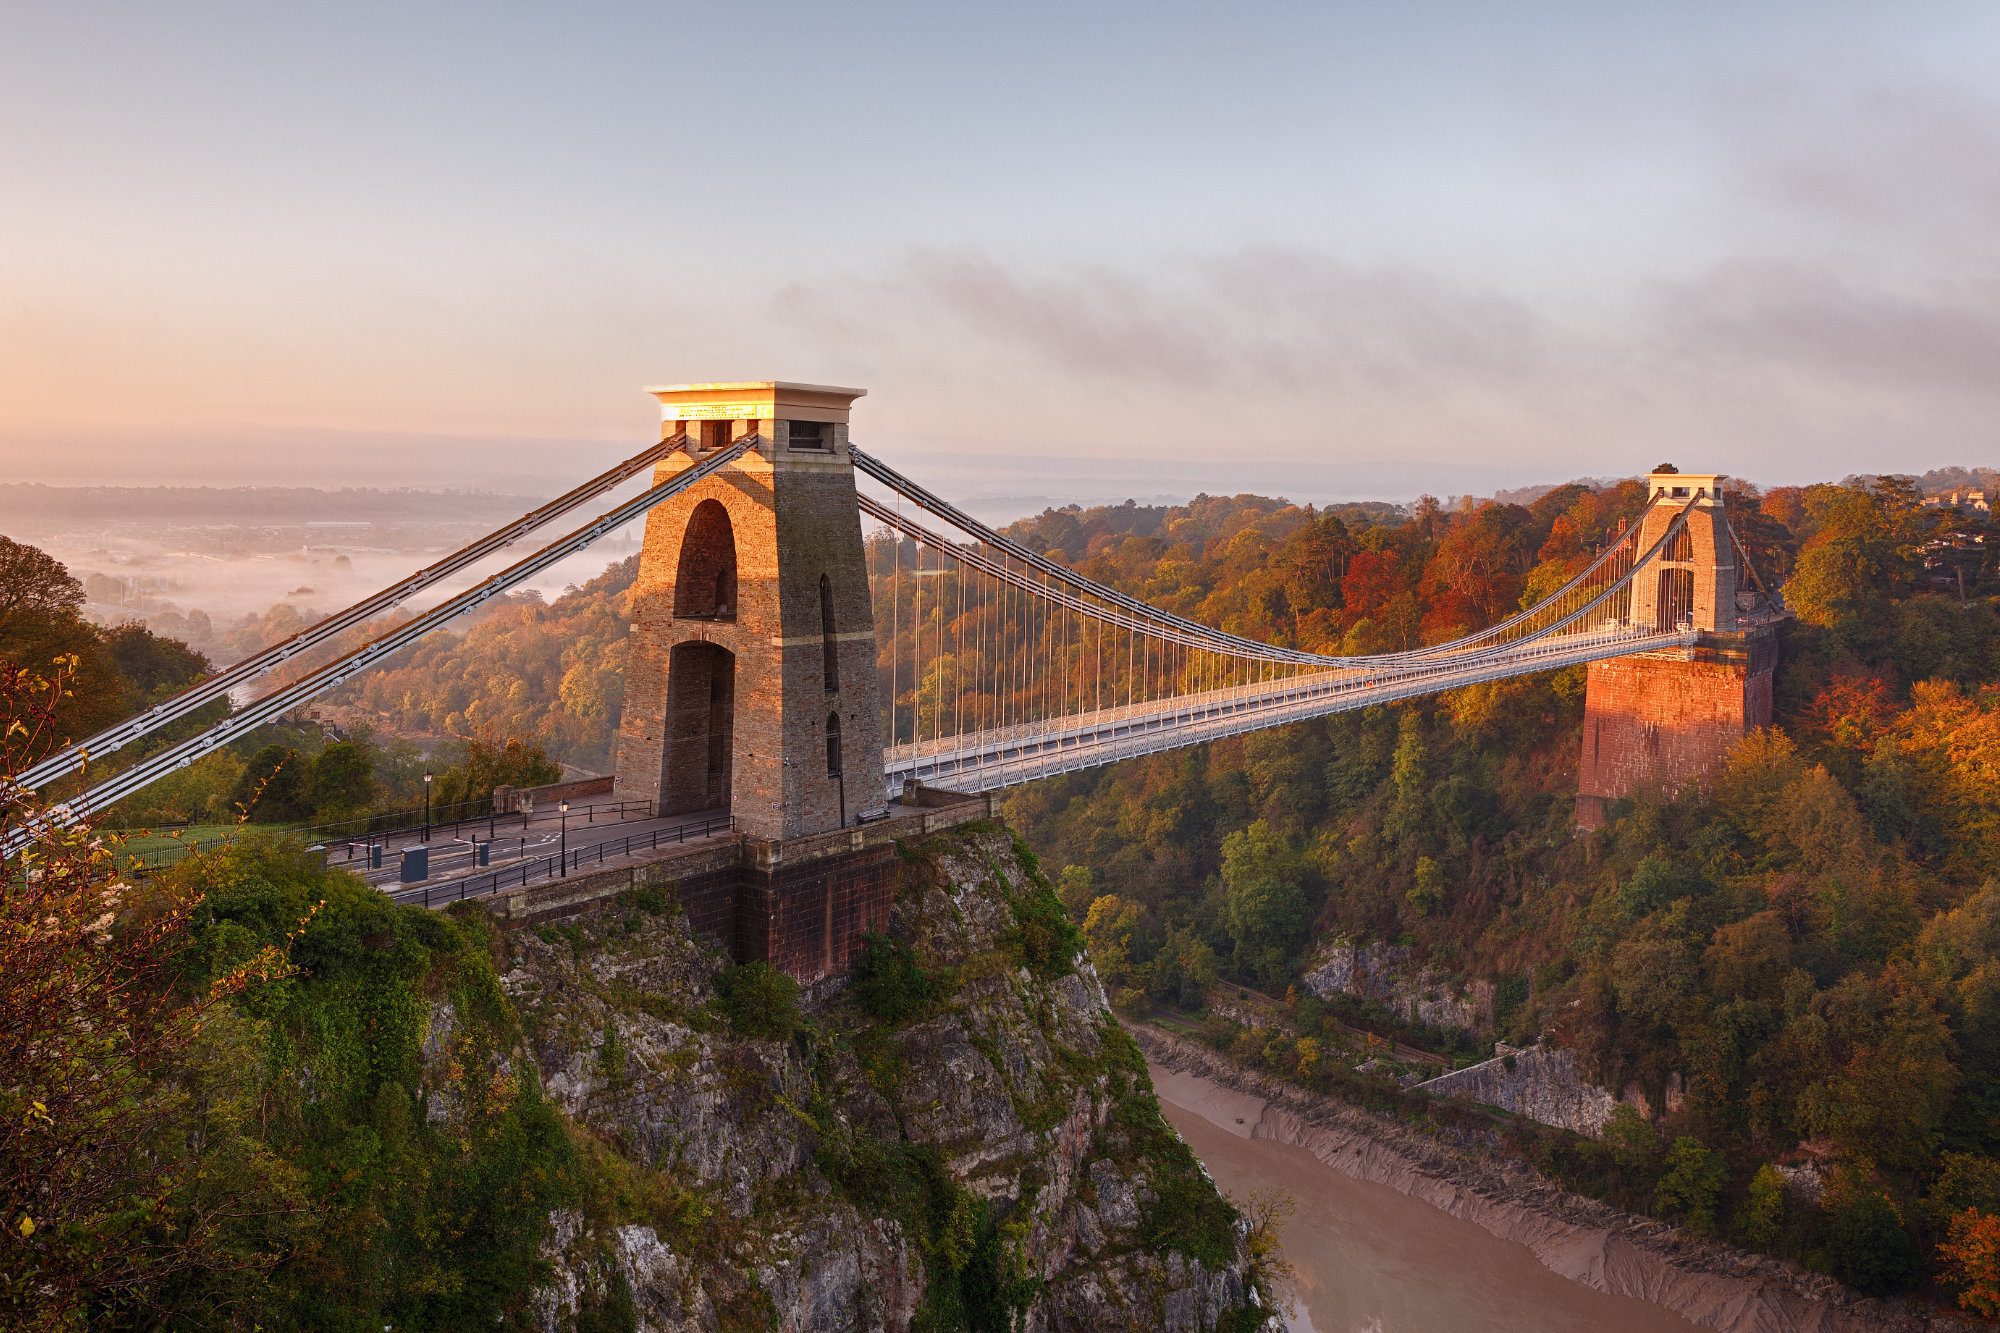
[[391, 811, 736, 908]]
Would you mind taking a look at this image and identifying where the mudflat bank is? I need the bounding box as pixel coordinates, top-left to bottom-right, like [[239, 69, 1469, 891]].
[[1139, 1025, 1979, 1333]]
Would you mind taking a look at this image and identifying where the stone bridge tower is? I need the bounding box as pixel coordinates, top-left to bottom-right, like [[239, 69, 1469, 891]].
[[614, 382, 887, 842], [1575, 470, 1778, 827]]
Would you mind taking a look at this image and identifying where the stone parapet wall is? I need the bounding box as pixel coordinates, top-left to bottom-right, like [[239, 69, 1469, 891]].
[[491, 774, 617, 814], [478, 791, 992, 983]]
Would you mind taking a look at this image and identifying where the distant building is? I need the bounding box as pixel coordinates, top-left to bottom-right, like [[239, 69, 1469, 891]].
[[1924, 487, 1991, 513]]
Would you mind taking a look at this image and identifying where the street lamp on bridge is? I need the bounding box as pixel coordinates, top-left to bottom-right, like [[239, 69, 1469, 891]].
[[422, 769, 433, 843], [559, 799, 570, 878]]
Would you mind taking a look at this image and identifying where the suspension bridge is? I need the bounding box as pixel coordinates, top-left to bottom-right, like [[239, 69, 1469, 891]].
[[2, 382, 1781, 973]]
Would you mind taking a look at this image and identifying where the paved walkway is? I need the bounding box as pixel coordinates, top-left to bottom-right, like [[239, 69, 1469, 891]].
[[341, 805, 726, 897]]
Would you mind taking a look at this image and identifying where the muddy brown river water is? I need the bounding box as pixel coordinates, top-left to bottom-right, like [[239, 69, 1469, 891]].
[[1154, 1064, 1703, 1333]]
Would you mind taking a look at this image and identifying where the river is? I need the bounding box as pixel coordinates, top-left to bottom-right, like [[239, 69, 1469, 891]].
[[1152, 1063, 1703, 1333]]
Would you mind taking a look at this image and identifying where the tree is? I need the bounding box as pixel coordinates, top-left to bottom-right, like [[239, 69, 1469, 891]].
[[103, 622, 210, 702], [713, 962, 800, 1041], [229, 745, 312, 823], [1081, 894, 1143, 989], [1602, 1104, 1658, 1173], [1939, 1208, 2000, 1316], [1406, 856, 1444, 917], [1056, 864, 1097, 916], [1823, 1190, 1919, 1295], [431, 737, 563, 808], [1654, 1135, 1728, 1234], [852, 934, 941, 1024], [1384, 710, 1429, 844], [1148, 927, 1218, 1009], [307, 740, 377, 819], [1737, 1164, 1787, 1250], [1339, 548, 1404, 622], [0, 657, 304, 1322], [0, 536, 83, 647], [1278, 512, 1356, 619], [1802, 975, 1958, 1170], [1225, 875, 1310, 990]]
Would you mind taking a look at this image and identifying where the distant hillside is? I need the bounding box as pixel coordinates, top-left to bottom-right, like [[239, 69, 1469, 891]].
[[0, 484, 545, 527]]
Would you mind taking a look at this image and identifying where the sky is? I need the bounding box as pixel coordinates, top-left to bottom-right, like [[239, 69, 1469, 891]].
[[3, 1, 1998, 510]]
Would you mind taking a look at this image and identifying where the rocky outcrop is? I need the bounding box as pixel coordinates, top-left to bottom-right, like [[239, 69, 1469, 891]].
[[1303, 936, 1494, 1032], [1415, 1041, 1685, 1136], [1140, 1026, 1981, 1333], [1416, 1042, 1625, 1137], [492, 825, 1276, 1331]]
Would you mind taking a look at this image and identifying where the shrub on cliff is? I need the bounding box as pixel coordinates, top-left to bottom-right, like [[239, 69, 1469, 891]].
[[714, 960, 801, 1041], [853, 933, 945, 1024]]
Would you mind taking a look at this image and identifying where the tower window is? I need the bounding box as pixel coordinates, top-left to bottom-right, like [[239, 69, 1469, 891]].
[[789, 420, 828, 451], [699, 419, 732, 451], [819, 573, 840, 691], [825, 711, 843, 776]]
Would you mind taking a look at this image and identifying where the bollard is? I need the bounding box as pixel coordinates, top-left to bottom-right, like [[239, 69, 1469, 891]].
[[369, 843, 384, 871], [475, 841, 491, 867]]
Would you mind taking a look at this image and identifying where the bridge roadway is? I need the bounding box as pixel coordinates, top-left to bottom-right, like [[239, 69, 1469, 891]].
[[339, 805, 731, 906], [884, 622, 1700, 795]]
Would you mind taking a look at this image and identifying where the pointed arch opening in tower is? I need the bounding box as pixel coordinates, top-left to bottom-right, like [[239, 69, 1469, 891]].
[[674, 499, 738, 621], [662, 641, 735, 814]]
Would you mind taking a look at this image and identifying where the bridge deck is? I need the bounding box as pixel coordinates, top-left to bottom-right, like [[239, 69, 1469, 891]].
[[884, 624, 1698, 795]]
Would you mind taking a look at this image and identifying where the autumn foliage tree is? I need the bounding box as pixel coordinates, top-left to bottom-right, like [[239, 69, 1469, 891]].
[[1940, 1208, 2000, 1316], [1, 658, 307, 1325]]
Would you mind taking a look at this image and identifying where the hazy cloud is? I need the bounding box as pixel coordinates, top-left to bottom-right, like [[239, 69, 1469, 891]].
[[1654, 260, 2000, 401], [1752, 84, 2000, 256], [781, 246, 1556, 394]]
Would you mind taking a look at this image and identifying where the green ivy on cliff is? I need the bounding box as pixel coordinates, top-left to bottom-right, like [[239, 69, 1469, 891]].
[[175, 837, 588, 1329]]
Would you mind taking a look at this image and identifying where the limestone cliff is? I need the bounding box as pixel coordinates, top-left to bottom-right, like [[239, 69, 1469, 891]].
[[488, 823, 1275, 1331]]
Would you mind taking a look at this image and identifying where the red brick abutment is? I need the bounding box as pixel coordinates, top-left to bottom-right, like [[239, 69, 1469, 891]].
[[461, 792, 993, 984]]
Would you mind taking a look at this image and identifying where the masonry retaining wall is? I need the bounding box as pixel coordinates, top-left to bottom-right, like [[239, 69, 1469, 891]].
[[475, 791, 993, 982]]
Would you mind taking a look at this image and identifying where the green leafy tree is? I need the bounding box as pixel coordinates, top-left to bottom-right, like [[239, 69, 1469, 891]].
[[1148, 927, 1219, 1009], [1384, 710, 1430, 843], [1081, 894, 1143, 989], [306, 740, 377, 819], [103, 622, 210, 703], [1654, 1135, 1728, 1234], [1736, 1164, 1787, 1249], [432, 737, 563, 808], [1406, 856, 1445, 917], [228, 744, 312, 823], [1602, 1104, 1658, 1173], [1823, 1190, 1919, 1295], [0, 536, 84, 647]]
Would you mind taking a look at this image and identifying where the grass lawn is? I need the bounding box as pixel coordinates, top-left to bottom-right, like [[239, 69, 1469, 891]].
[[110, 823, 293, 866]]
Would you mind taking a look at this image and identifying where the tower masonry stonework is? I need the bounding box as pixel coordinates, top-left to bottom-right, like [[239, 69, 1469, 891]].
[[613, 382, 888, 841], [1575, 471, 1777, 828]]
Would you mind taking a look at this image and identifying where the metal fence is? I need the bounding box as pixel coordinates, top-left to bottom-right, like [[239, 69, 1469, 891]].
[[321, 799, 654, 868], [390, 812, 736, 908], [118, 797, 656, 873]]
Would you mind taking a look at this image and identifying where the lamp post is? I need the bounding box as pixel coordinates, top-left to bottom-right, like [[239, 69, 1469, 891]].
[[559, 800, 570, 878], [422, 769, 433, 843]]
